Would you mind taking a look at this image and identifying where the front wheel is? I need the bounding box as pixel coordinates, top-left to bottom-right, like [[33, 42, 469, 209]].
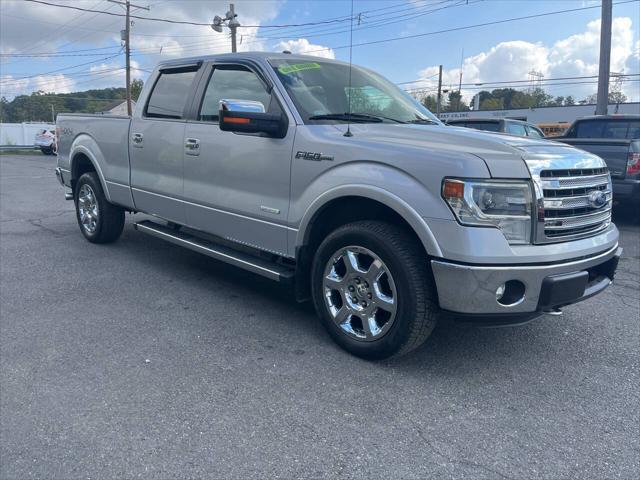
[[311, 221, 439, 359], [74, 172, 125, 243]]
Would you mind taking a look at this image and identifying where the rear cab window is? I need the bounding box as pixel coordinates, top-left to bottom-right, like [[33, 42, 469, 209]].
[[465, 121, 501, 132], [145, 69, 198, 119]]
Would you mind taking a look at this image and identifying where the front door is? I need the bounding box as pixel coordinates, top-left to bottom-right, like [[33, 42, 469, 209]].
[[182, 63, 294, 257], [130, 67, 200, 224]]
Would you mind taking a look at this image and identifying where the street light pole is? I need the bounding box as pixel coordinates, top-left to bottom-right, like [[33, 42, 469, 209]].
[[212, 4, 241, 53], [229, 4, 238, 53], [595, 0, 612, 115], [436, 65, 443, 118]]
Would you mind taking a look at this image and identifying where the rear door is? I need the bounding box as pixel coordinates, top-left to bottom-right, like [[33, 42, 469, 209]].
[[129, 64, 201, 223], [181, 61, 295, 257]]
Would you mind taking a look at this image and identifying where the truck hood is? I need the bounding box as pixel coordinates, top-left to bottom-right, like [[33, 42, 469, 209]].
[[331, 123, 594, 178]]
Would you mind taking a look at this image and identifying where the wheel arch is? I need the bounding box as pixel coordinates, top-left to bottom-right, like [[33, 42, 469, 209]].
[[293, 187, 442, 301], [69, 143, 110, 200]]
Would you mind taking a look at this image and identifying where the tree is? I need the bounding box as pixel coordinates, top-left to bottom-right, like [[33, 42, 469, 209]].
[[445, 91, 469, 112], [609, 91, 627, 104], [564, 96, 575, 106], [480, 97, 504, 110], [420, 95, 438, 113], [131, 79, 144, 101]]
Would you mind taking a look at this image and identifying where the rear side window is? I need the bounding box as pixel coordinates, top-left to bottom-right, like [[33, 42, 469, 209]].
[[526, 125, 544, 138], [506, 122, 527, 136], [145, 70, 197, 119]]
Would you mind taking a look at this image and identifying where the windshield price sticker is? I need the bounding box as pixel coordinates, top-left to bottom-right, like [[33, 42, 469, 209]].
[[278, 63, 322, 75]]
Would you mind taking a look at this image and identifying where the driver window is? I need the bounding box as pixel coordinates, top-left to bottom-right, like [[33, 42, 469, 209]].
[[199, 66, 272, 122]]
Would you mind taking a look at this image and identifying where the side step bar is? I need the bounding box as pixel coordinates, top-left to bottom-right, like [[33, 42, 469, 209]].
[[134, 220, 294, 283]]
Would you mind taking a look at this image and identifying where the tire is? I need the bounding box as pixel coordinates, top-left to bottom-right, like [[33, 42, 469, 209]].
[[40, 147, 52, 155], [311, 221, 438, 360], [74, 172, 125, 244]]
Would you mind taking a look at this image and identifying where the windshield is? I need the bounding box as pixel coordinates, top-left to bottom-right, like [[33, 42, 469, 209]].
[[269, 59, 441, 125]]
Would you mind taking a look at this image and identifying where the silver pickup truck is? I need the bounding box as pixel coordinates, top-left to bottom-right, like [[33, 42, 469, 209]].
[[55, 52, 621, 359]]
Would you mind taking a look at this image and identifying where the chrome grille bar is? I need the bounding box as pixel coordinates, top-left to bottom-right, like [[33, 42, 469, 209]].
[[544, 208, 612, 230], [541, 173, 610, 189], [543, 191, 612, 209]]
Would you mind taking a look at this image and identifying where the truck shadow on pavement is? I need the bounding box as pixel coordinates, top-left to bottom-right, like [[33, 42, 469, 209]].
[[110, 210, 638, 376]]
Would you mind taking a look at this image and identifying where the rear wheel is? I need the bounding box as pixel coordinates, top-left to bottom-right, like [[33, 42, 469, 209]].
[[74, 172, 125, 243], [311, 221, 438, 359], [40, 147, 52, 155]]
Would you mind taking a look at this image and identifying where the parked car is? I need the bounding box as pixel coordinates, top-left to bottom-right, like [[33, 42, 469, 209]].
[[34, 129, 57, 155], [55, 52, 620, 359], [447, 118, 545, 138], [555, 115, 640, 205]]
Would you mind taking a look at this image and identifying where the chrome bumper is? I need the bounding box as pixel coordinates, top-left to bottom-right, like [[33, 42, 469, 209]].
[[431, 245, 621, 315]]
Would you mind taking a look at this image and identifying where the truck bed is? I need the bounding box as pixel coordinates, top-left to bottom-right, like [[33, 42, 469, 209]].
[[556, 138, 633, 179], [56, 113, 133, 209]]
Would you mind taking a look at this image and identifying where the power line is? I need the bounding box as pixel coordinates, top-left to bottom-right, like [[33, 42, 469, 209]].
[[23, 0, 363, 28], [0, 53, 123, 85], [302, 0, 640, 55]]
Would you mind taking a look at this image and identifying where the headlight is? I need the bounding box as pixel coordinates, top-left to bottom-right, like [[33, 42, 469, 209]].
[[442, 178, 532, 244]]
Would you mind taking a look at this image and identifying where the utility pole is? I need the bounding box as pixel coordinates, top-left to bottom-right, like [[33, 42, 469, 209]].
[[108, 0, 149, 116], [51, 104, 55, 124], [212, 4, 241, 53], [596, 0, 612, 115], [229, 4, 239, 53], [436, 64, 443, 117]]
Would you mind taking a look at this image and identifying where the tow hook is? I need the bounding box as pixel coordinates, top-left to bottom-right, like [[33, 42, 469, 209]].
[[543, 308, 563, 316]]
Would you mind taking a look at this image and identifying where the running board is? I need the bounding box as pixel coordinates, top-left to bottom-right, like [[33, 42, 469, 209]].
[[134, 220, 294, 283]]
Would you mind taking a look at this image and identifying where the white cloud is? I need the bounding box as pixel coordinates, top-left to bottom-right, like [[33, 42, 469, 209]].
[[0, 0, 284, 96], [416, 17, 639, 103], [275, 38, 336, 59], [0, 74, 75, 99]]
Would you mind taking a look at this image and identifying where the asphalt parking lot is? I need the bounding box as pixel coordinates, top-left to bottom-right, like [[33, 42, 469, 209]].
[[1, 153, 639, 479]]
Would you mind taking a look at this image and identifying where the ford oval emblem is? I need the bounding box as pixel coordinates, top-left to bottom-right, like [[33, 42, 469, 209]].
[[588, 190, 607, 208]]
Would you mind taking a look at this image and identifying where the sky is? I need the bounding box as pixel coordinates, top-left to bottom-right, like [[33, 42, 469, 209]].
[[1, 0, 639, 105]]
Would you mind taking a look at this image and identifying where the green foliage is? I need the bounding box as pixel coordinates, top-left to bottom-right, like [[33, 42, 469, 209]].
[[131, 79, 144, 101], [420, 95, 438, 112], [0, 82, 144, 122]]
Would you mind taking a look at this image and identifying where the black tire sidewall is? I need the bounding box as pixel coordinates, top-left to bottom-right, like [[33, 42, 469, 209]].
[[311, 224, 424, 359], [74, 173, 106, 242]]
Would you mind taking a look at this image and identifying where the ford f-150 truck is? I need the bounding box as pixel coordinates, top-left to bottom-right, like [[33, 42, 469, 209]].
[[556, 115, 640, 205], [55, 52, 621, 359]]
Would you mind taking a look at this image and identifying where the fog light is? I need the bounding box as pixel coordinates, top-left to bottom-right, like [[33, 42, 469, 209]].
[[496, 280, 526, 307]]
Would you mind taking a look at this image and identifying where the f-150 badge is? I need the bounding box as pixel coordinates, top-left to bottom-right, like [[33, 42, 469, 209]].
[[295, 151, 334, 161]]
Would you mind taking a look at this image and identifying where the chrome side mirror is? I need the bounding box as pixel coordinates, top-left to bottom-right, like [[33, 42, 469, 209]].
[[219, 99, 266, 114], [218, 99, 287, 138]]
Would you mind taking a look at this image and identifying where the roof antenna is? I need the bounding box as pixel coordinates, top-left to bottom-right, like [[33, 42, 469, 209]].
[[344, 0, 355, 137]]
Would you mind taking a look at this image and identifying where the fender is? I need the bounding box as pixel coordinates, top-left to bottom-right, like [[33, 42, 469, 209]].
[[69, 136, 112, 202], [295, 184, 443, 258]]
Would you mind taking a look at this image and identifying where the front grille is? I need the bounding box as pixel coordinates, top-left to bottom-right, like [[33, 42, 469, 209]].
[[539, 168, 612, 241]]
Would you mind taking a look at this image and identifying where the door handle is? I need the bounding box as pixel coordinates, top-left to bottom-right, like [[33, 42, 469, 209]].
[[132, 133, 143, 147], [184, 137, 200, 156]]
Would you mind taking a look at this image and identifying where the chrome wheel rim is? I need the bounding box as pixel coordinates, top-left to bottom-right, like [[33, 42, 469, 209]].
[[78, 184, 99, 233], [322, 246, 398, 341]]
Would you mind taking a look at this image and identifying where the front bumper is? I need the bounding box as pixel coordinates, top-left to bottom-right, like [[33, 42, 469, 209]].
[[431, 245, 621, 319]]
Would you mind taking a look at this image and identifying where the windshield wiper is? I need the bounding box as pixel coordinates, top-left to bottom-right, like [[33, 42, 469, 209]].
[[308, 113, 404, 123], [407, 118, 438, 125]]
